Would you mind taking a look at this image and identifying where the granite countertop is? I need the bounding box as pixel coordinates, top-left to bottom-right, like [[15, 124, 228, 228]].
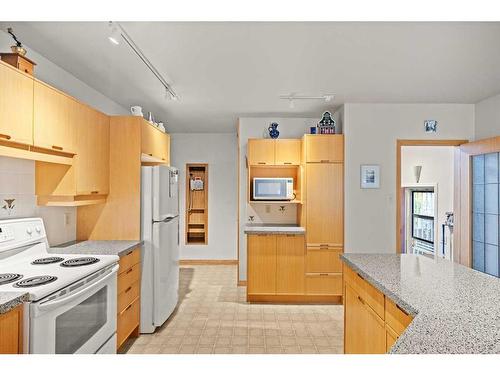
[[49, 240, 143, 257], [341, 253, 500, 354], [0, 292, 29, 314], [244, 224, 305, 234]]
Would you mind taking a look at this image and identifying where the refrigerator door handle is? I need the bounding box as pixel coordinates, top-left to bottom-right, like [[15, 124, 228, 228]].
[[155, 214, 179, 223]]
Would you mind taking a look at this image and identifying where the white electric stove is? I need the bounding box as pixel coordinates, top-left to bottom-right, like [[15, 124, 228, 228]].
[[0, 218, 119, 354]]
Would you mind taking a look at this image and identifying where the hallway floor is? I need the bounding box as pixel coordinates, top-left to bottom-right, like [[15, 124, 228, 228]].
[[120, 265, 344, 354]]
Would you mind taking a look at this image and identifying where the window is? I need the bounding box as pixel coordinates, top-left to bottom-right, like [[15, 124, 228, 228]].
[[411, 191, 435, 254]]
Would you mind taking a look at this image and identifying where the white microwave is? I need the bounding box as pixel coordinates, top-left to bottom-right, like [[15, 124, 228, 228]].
[[253, 177, 294, 201]]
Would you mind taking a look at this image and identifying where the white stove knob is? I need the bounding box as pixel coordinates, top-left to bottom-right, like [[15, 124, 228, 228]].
[[35, 226, 41, 233], [26, 228, 33, 235]]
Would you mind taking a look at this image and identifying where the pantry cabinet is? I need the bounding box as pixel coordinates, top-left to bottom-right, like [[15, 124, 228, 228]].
[[0, 305, 23, 354], [304, 134, 343, 163], [141, 120, 170, 164], [275, 139, 301, 165], [33, 80, 77, 154], [0, 61, 33, 146]]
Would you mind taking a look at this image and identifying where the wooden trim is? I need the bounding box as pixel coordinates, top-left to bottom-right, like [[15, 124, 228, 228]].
[[237, 120, 241, 284], [247, 294, 342, 304], [395, 139, 468, 254], [179, 259, 238, 265], [459, 136, 500, 155]]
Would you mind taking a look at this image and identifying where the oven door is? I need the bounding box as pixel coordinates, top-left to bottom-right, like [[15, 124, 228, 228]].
[[253, 178, 287, 200], [29, 265, 118, 354]]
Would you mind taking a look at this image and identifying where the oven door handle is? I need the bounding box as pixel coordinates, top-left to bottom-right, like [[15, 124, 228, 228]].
[[37, 265, 118, 311]]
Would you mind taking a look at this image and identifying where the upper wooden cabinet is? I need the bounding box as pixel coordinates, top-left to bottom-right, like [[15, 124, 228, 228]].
[[141, 120, 170, 164], [75, 107, 110, 195], [306, 163, 343, 247], [304, 134, 343, 163], [0, 61, 33, 146], [247, 139, 301, 166], [247, 139, 275, 165], [33, 81, 77, 154]]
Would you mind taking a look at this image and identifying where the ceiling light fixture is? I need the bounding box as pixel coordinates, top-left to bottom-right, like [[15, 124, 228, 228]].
[[107, 22, 121, 45], [108, 21, 179, 101], [280, 93, 335, 106]]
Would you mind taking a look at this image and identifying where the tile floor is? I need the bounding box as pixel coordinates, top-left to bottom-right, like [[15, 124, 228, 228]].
[[120, 265, 344, 354]]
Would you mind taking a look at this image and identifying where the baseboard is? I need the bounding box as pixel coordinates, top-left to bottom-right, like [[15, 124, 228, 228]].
[[179, 259, 238, 265], [237, 280, 247, 286], [247, 294, 343, 304]]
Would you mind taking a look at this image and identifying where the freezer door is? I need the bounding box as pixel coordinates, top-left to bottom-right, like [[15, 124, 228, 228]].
[[152, 216, 179, 327], [153, 166, 179, 221]]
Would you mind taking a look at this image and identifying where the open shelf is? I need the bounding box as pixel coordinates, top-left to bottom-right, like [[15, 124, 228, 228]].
[[186, 163, 208, 245]]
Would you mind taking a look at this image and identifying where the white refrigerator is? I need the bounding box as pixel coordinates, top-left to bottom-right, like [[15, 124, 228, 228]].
[[140, 165, 180, 334]]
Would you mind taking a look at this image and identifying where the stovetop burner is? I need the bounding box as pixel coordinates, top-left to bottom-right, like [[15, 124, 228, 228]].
[[13, 275, 57, 288], [60, 257, 100, 267], [0, 273, 23, 286], [31, 257, 65, 265]]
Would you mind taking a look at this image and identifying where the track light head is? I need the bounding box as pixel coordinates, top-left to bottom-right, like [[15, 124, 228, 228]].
[[108, 22, 121, 45]]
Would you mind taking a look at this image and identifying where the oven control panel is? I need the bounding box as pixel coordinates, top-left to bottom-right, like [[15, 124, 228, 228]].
[[0, 227, 14, 243], [0, 218, 47, 252]]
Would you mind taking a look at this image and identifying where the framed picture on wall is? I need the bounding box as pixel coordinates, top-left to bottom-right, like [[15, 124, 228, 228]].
[[360, 164, 380, 189]]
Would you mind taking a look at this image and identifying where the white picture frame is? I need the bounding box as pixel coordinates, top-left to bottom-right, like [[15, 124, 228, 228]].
[[360, 164, 380, 189]]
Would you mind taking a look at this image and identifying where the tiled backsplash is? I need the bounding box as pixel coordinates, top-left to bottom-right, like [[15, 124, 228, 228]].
[[0, 156, 76, 245]]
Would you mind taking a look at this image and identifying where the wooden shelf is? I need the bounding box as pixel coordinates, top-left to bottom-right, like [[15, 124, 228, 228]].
[[0, 144, 73, 165], [250, 200, 302, 204], [186, 163, 208, 245], [37, 195, 106, 207]]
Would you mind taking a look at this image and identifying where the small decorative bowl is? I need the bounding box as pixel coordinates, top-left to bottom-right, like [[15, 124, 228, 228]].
[[11, 45, 27, 56]]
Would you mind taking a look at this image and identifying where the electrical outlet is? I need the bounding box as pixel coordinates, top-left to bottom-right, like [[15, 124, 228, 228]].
[[265, 205, 271, 214]]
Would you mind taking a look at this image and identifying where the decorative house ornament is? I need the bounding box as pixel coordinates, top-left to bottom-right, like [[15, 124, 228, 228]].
[[317, 111, 336, 134], [424, 120, 438, 133], [360, 165, 380, 189], [268, 122, 280, 139]]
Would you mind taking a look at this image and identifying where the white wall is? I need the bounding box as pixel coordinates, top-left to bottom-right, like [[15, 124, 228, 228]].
[[0, 30, 128, 245], [401, 146, 455, 258], [237, 115, 342, 280], [475, 93, 500, 140], [171, 133, 238, 260], [344, 103, 474, 254], [0, 156, 76, 245]]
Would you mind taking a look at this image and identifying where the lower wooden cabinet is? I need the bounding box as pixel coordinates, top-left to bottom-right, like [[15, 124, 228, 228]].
[[247, 234, 277, 295], [0, 305, 23, 354], [343, 263, 414, 354], [277, 235, 305, 295], [117, 248, 141, 349]]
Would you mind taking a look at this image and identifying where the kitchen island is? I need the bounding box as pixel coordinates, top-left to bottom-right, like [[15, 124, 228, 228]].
[[341, 253, 500, 354]]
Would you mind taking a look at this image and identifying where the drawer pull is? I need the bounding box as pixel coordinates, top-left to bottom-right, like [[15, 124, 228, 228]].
[[357, 295, 365, 305], [125, 286, 132, 293], [52, 145, 63, 151], [356, 272, 365, 281], [319, 273, 329, 276], [91, 190, 99, 194], [126, 268, 133, 274], [126, 250, 133, 256], [125, 303, 133, 311], [396, 304, 408, 315], [257, 162, 266, 165], [320, 159, 330, 163], [0, 133, 12, 140], [284, 162, 292, 165]]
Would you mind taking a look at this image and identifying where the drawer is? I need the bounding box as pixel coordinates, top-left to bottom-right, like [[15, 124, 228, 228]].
[[306, 247, 342, 273], [117, 297, 140, 347], [118, 263, 140, 294], [305, 273, 342, 295], [343, 264, 384, 319], [118, 247, 141, 274], [17, 60, 33, 75], [385, 324, 399, 352], [385, 298, 413, 336], [118, 280, 140, 313]]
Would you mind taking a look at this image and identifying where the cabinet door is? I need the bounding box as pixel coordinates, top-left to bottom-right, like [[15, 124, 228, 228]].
[[75, 105, 93, 194], [94, 111, 110, 194], [141, 120, 168, 161], [247, 139, 275, 165], [344, 283, 386, 354], [161, 133, 170, 165], [0, 305, 22, 354], [305, 135, 343, 163], [33, 81, 77, 154], [306, 247, 343, 273], [276, 234, 305, 294], [275, 139, 301, 165], [0, 62, 33, 145], [385, 324, 398, 352], [306, 163, 343, 246], [247, 234, 277, 295]]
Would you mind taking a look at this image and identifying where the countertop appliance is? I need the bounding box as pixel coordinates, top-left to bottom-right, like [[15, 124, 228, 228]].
[[0, 218, 119, 354], [140, 165, 180, 333], [252, 177, 294, 201]]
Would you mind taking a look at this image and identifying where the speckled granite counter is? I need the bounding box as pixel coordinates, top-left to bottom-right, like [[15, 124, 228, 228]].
[[244, 224, 305, 235], [341, 253, 500, 354], [49, 240, 143, 258], [0, 292, 29, 314]]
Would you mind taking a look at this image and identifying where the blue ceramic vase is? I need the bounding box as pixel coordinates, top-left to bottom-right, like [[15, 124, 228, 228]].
[[268, 123, 280, 139]]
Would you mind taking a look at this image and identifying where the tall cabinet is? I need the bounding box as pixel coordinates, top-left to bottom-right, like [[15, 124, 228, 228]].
[[303, 134, 344, 299]]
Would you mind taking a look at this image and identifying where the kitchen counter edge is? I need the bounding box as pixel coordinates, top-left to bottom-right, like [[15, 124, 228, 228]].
[[49, 240, 143, 258], [0, 292, 29, 314]]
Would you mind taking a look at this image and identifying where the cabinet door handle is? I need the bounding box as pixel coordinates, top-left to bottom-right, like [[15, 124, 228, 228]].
[[319, 244, 329, 248], [258, 162, 266, 165], [125, 303, 133, 311], [0, 133, 12, 140], [126, 268, 133, 274], [319, 273, 329, 276], [284, 162, 292, 165], [52, 145, 63, 151], [125, 286, 132, 293], [357, 295, 365, 305], [91, 191, 99, 194], [320, 159, 330, 163], [396, 304, 408, 316], [357, 272, 365, 281]]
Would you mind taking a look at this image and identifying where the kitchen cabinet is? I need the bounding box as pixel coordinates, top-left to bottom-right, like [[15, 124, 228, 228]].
[[33, 80, 77, 155], [247, 234, 277, 295], [0, 61, 33, 146], [276, 234, 305, 294], [247, 139, 275, 165], [305, 163, 343, 247], [0, 305, 23, 354], [141, 120, 170, 164], [304, 134, 343, 163], [344, 283, 386, 354], [385, 324, 399, 352], [275, 139, 301, 165], [117, 247, 141, 349], [306, 246, 342, 273]]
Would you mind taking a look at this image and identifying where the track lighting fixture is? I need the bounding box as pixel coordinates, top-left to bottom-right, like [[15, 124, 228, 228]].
[[280, 93, 336, 106], [108, 22, 121, 45]]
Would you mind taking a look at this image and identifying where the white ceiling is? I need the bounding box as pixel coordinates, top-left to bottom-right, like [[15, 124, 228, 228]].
[[3, 22, 500, 132]]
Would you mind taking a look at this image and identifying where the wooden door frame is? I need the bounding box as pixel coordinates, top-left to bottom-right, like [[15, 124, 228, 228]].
[[396, 139, 468, 254]]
